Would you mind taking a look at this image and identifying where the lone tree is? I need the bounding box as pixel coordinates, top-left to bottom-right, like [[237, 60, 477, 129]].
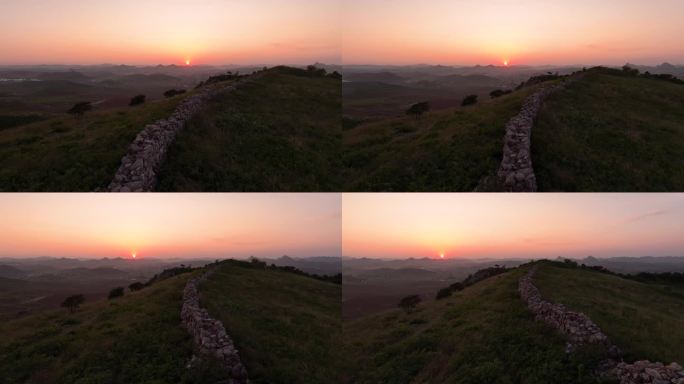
[[128, 282, 145, 292], [61, 294, 85, 312], [129, 95, 146, 106], [108, 287, 125, 299], [461, 94, 478, 106], [406, 102, 430, 119], [398, 295, 421, 314], [164, 89, 186, 98], [67, 102, 92, 118]]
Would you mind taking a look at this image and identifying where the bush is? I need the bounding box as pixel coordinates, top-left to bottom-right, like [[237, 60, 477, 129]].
[[108, 287, 124, 299], [67, 102, 92, 118], [61, 294, 85, 312], [406, 102, 430, 118], [128, 282, 145, 291], [163, 89, 186, 98], [461, 94, 478, 106], [436, 287, 452, 300], [398, 295, 421, 313], [490, 89, 512, 99], [129, 95, 146, 106]]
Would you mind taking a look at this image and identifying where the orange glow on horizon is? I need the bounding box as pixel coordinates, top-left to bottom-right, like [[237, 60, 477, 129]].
[[343, 194, 684, 260], [185, 59, 191, 66], [0, 194, 341, 259], [503, 59, 509, 66]]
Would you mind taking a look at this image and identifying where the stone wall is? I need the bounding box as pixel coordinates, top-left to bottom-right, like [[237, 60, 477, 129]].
[[107, 81, 238, 192], [496, 78, 576, 192], [518, 267, 618, 354], [520, 266, 684, 384], [181, 270, 249, 383]]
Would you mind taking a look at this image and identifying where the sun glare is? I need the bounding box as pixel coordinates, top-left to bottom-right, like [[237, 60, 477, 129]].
[[503, 59, 509, 67], [440, 252, 445, 259], [131, 252, 137, 259], [185, 59, 191, 66]]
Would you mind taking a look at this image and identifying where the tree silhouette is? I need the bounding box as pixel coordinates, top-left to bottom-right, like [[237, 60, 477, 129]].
[[129, 95, 146, 106], [61, 294, 85, 312], [406, 102, 430, 119], [398, 295, 421, 314], [128, 282, 145, 291], [108, 287, 124, 299], [67, 102, 92, 118], [461, 94, 478, 106]]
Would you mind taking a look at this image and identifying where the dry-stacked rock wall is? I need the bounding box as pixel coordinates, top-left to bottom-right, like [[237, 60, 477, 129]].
[[518, 267, 617, 354], [181, 270, 248, 383], [520, 266, 684, 384], [497, 78, 575, 192], [107, 82, 237, 192], [615, 361, 684, 384]]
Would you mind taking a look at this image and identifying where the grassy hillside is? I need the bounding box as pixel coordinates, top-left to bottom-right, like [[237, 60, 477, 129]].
[[342, 267, 606, 384], [534, 262, 684, 363], [200, 261, 342, 384], [343, 86, 539, 191], [0, 95, 184, 191], [156, 68, 342, 191], [0, 271, 228, 384], [533, 70, 684, 191]]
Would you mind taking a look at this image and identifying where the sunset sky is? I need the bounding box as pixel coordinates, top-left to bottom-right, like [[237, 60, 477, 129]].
[[343, 0, 684, 66], [0, 0, 340, 65], [0, 194, 340, 259], [343, 194, 684, 259]]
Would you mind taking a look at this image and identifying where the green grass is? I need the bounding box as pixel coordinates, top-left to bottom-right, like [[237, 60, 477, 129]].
[[156, 70, 342, 191], [0, 97, 183, 191], [342, 267, 606, 384], [533, 71, 684, 191], [343, 87, 538, 191], [200, 261, 342, 384], [0, 272, 227, 384], [534, 263, 684, 363]]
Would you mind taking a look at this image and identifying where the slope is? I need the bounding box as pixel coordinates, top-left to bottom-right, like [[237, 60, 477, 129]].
[[0, 94, 187, 191], [343, 85, 542, 191], [534, 262, 684, 363], [0, 271, 228, 384], [342, 266, 606, 384], [199, 260, 342, 384], [532, 70, 684, 191], [155, 67, 342, 191]]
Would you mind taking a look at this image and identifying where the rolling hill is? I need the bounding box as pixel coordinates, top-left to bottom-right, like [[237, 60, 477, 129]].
[[0, 260, 342, 384], [155, 66, 342, 191], [344, 67, 684, 191], [342, 261, 684, 383], [200, 260, 341, 384]]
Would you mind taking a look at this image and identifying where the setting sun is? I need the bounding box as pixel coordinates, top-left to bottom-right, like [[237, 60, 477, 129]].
[[131, 252, 137, 259], [440, 252, 445, 259], [503, 60, 509, 66], [185, 59, 191, 66]]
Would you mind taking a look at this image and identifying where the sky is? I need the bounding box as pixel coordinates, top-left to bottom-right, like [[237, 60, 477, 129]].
[[0, 0, 340, 65], [343, 194, 684, 260], [0, 194, 341, 259], [343, 0, 684, 66]]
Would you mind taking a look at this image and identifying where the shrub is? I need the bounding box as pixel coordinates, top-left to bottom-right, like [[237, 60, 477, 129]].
[[622, 65, 640, 76], [129, 95, 146, 106], [108, 287, 124, 299], [490, 89, 512, 99], [436, 287, 453, 300], [398, 295, 421, 314], [328, 71, 342, 80], [67, 102, 92, 118], [128, 282, 145, 291], [406, 101, 430, 118], [163, 89, 186, 98], [461, 94, 478, 106], [61, 294, 85, 312]]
